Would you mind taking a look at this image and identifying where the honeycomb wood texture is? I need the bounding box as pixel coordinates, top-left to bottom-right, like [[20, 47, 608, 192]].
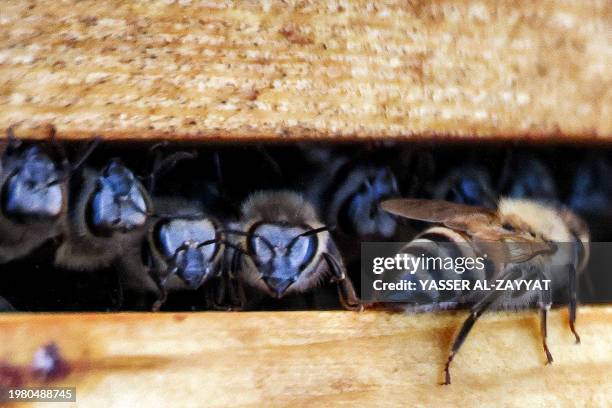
[[0, 307, 610, 407], [0, 0, 610, 141]]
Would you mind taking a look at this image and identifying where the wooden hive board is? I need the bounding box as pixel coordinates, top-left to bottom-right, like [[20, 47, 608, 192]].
[[0, 0, 610, 141], [1, 1, 611, 406], [0, 307, 611, 407]]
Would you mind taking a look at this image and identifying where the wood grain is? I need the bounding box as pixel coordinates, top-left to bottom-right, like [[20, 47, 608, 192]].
[[0, 0, 610, 141], [1, 307, 610, 407]]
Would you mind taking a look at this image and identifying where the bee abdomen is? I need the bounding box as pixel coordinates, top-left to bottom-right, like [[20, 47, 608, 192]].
[[395, 226, 490, 306]]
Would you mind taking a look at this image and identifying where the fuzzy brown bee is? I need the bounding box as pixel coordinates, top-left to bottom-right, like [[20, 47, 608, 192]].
[[225, 191, 362, 311], [380, 198, 589, 384]]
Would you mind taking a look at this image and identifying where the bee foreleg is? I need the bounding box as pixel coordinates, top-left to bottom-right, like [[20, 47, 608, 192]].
[[443, 267, 522, 385], [228, 250, 247, 310], [322, 253, 362, 312], [149, 271, 168, 312], [205, 275, 232, 311], [568, 263, 581, 344], [536, 268, 554, 364]]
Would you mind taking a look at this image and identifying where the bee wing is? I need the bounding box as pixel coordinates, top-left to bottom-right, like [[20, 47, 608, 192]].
[[380, 198, 498, 231], [476, 239, 555, 267], [380, 198, 555, 264]]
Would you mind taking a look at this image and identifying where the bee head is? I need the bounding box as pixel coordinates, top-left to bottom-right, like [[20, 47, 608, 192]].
[[435, 167, 497, 208], [88, 159, 149, 236], [247, 222, 319, 298], [338, 166, 399, 238], [155, 218, 221, 289], [2, 146, 65, 221], [505, 157, 557, 202], [570, 156, 612, 214]]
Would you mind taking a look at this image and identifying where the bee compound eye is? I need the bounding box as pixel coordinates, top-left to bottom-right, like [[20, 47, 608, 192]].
[[251, 235, 273, 263], [89, 184, 148, 235], [287, 235, 316, 268], [158, 218, 216, 260]]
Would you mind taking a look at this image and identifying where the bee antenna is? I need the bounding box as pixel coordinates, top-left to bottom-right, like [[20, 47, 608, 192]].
[[221, 241, 255, 261], [149, 211, 206, 220], [221, 229, 275, 252], [299, 225, 331, 238], [255, 145, 283, 179], [288, 225, 331, 248], [70, 137, 101, 173], [5, 126, 22, 151], [180, 237, 253, 262], [209, 152, 241, 218]]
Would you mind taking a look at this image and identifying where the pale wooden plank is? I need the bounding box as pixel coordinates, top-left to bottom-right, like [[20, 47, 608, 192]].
[[0, 307, 610, 407], [0, 0, 609, 141]]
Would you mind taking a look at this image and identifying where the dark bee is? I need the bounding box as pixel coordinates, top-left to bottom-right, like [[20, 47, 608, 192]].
[[381, 198, 589, 384], [308, 157, 400, 239], [55, 159, 153, 272], [0, 132, 69, 263], [225, 191, 361, 310], [499, 155, 558, 203], [433, 166, 497, 208], [569, 155, 612, 234], [140, 197, 226, 311], [434, 155, 559, 208]]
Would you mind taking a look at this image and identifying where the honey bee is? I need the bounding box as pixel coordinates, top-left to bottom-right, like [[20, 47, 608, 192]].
[[0, 128, 97, 264], [48, 158, 153, 309], [569, 154, 612, 239], [433, 154, 559, 209], [433, 166, 497, 208], [225, 191, 361, 310], [140, 196, 226, 311], [306, 152, 400, 240], [499, 154, 558, 203], [0, 141, 68, 263], [54, 159, 153, 274], [380, 197, 589, 384]]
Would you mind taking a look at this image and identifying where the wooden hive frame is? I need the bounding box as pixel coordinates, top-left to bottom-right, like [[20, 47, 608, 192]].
[[0, 1, 611, 406]]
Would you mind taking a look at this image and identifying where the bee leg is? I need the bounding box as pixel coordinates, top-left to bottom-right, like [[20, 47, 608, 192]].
[[151, 287, 168, 312], [149, 271, 168, 312], [205, 277, 232, 311], [568, 263, 581, 344], [322, 253, 363, 312], [69, 137, 101, 173], [443, 268, 521, 385], [227, 277, 247, 311], [536, 268, 554, 364], [228, 251, 247, 311]]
